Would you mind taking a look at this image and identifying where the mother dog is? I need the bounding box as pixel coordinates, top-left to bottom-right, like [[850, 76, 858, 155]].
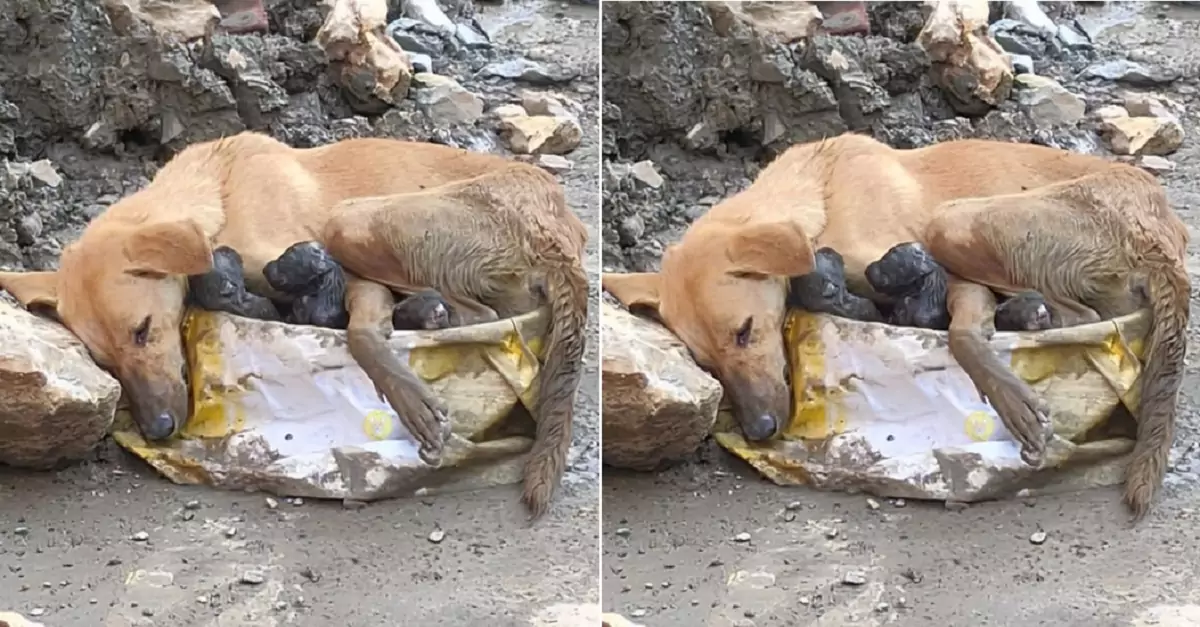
[[604, 133, 1188, 522], [0, 132, 588, 519]]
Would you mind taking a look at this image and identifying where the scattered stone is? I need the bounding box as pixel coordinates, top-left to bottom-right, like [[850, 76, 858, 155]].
[[0, 301, 121, 469], [14, 526, 29, 536], [291, 498, 304, 507], [316, 0, 413, 107], [27, 160, 62, 188], [29, 609, 45, 617], [184, 500, 201, 510], [265, 497, 279, 509], [630, 161, 664, 189], [893, 499, 907, 508], [1138, 155, 1176, 174], [197, 596, 209, 604], [824, 528, 839, 540], [1008, 53, 1034, 76], [1123, 92, 1182, 121], [499, 113, 583, 155], [454, 22, 491, 49], [866, 498, 881, 510], [1029, 530, 1047, 545], [615, 527, 632, 537], [1014, 74, 1085, 127], [535, 154, 574, 173], [918, 0, 1013, 115], [988, 19, 1049, 58], [1083, 60, 1179, 87], [480, 58, 579, 85], [412, 73, 485, 125], [1100, 114, 1184, 156], [130, 532, 149, 542], [600, 302, 723, 470], [630, 609, 647, 618], [733, 532, 752, 543], [842, 571, 868, 586], [239, 570, 265, 585], [428, 529, 446, 544], [402, 0, 456, 36], [407, 52, 433, 74], [224, 527, 238, 538]]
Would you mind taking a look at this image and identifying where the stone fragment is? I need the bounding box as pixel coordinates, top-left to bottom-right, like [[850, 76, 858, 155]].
[[316, 0, 413, 107], [630, 161, 664, 189], [480, 59, 579, 85], [535, 154, 573, 174], [1014, 74, 1085, 127], [600, 302, 723, 470], [1138, 155, 1176, 174], [1083, 60, 1179, 87], [412, 73, 484, 125], [499, 114, 582, 155], [918, 0, 1013, 115], [0, 301, 121, 469], [1101, 115, 1184, 156]]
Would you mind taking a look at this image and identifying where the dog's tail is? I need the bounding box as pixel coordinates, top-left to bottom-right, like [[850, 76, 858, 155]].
[[522, 252, 589, 520], [1123, 241, 1190, 522]]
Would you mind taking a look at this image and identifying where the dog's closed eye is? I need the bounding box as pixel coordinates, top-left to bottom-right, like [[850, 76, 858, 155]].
[[133, 315, 152, 346], [735, 316, 753, 348]]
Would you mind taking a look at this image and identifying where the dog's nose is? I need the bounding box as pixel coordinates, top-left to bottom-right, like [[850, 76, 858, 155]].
[[742, 413, 778, 441], [141, 411, 177, 441]]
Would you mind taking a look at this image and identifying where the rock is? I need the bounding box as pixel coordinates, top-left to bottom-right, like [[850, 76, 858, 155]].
[[630, 161, 664, 189], [842, 571, 867, 586], [602, 614, 646, 627], [1029, 530, 1047, 545], [1056, 23, 1092, 50], [1122, 92, 1182, 121], [1014, 75, 1085, 127], [239, 571, 265, 585], [1101, 115, 1184, 156], [1003, 0, 1058, 38], [600, 302, 723, 471], [1083, 60, 1179, 87], [1094, 104, 1130, 122], [402, 0, 456, 36], [480, 58, 579, 85], [428, 529, 446, 544], [535, 154, 574, 173], [407, 52, 433, 74], [988, 19, 1049, 58], [0, 612, 46, 627], [386, 19, 445, 56], [499, 114, 582, 155], [519, 91, 580, 121], [131, 531, 149, 542], [1138, 155, 1176, 174], [0, 301, 121, 469], [1008, 53, 1034, 75], [412, 73, 484, 125], [105, 0, 221, 41], [455, 22, 491, 49], [212, 0, 268, 34], [918, 0, 1013, 116], [316, 0, 414, 108], [27, 160, 62, 188], [733, 532, 751, 543]]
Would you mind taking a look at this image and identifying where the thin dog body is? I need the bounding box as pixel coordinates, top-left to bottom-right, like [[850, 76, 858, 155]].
[[603, 133, 1189, 521], [0, 132, 588, 519]]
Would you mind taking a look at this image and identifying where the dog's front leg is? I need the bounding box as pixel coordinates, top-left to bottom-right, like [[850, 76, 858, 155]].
[[945, 278, 1053, 466], [345, 276, 451, 464]]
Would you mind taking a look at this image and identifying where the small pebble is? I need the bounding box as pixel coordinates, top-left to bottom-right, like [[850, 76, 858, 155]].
[[785, 501, 803, 511], [90, 598, 98, 605], [1029, 531, 1047, 545], [428, 529, 446, 544], [893, 499, 907, 508], [875, 602, 891, 613], [130, 532, 149, 542], [291, 498, 304, 507], [644, 582, 653, 589], [30, 609, 45, 617], [631, 609, 647, 618], [240, 571, 265, 585], [225, 528, 238, 539], [783, 512, 796, 523], [825, 528, 839, 539], [799, 596, 811, 605], [615, 527, 632, 537], [842, 571, 867, 586], [184, 500, 201, 510], [273, 601, 289, 611], [733, 532, 751, 543], [196, 596, 209, 604], [265, 497, 279, 509], [14, 526, 30, 536], [866, 498, 880, 510]]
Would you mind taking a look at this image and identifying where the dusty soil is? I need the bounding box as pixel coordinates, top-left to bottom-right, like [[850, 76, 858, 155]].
[[602, 2, 1200, 626], [0, 1, 600, 625]]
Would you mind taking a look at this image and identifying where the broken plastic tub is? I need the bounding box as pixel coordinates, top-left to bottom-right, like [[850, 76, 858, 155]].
[[714, 309, 1149, 503], [113, 308, 547, 501]]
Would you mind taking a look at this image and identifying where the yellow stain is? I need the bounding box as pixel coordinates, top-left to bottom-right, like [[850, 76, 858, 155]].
[[783, 311, 847, 440], [964, 410, 995, 442], [181, 310, 245, 439], [362, 409, 395, 440]]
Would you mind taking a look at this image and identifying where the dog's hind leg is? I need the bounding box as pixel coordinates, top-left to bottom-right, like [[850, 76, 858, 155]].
[[344, 277, 451, 464]]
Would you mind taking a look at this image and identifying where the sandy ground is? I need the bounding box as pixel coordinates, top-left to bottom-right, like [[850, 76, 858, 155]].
[[0, 3, 601, 626], [602, 4, 1200, 627]]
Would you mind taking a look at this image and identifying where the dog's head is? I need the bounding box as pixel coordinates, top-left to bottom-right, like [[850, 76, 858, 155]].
[[604, 220, 814, 441], [0, 217, 213, 441]]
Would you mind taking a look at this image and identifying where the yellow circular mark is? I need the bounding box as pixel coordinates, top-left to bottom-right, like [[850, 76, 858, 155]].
[[362, 409, 395, 441], [964, 410, 996, 442]]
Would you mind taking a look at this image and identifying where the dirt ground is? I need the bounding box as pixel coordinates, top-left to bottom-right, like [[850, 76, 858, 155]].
[[602, 3, 1200, 627], [0, 3, 600, 626]]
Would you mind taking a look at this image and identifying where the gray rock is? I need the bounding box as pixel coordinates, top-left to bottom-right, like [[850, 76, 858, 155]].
[[480, 59, 579, 85], [1015, 75, 1085, 127], [989, 19, 1050, 58], [1083, 60, 1180, 86], [1009, 54, 1035, 76]]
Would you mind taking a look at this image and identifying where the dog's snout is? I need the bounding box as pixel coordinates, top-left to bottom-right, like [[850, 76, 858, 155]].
[[142, 411, 177, 441], [742, 413, 778, 441]]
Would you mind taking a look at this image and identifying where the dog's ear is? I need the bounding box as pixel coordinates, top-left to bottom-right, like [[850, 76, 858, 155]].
[[603, 272, 662, 313], [0, 270, 60, 315], [123, 219, 214, 277], [725, 221, 814, 278]]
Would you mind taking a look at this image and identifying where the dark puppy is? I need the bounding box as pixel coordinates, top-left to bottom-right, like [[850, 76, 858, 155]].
[[865, 242, 950, 330], [188, 246, 281, 321], [264, 241, 349, 329], [994, 291, 1054, 331], [788, 247, 884, 322], [392, 288, 454, 331]]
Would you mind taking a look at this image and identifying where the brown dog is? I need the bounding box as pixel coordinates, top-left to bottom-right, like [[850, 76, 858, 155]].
[[0, 132, 589, 519], [603, 133, 1189, 521]]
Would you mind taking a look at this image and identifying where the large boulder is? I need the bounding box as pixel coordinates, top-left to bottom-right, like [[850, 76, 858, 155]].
[[0, 300, 121, 468], [601, 301, 723, 470]]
